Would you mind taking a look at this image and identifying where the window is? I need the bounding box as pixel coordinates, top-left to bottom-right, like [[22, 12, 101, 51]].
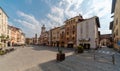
[[70, 20, 72, 24], [61, 33, 64, 39], [81, 24, 83, 35], [113, 33, 115, 38], [72, 37, 74, 40], [73, 19, 75, 23], [116, 29, 118, 36], [62, 32, 64, 34], [67, 32, 69, 35], [67, 38, 69, 41], [116, 18, 118, 25], [73, 25, 75, 29], [73, 31, 75, 34]]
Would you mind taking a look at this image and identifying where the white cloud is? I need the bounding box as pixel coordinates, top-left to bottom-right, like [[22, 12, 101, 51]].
[[42, 0, 112, 35], [45, 0, 84, 28], [14, 0, 112, 37], [15, 11, 42, 37], [14, 19, 36, 30], [17, 11, 40, 26], [46, 6, 64, 27], [62, 0, 84, 18], [51, 6, 64, 18]]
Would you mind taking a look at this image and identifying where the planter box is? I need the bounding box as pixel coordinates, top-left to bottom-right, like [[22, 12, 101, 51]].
[[56, 53, 65, 61], [77, 50, 84, 53]]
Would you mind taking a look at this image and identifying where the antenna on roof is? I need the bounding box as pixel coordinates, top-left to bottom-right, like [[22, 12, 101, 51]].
[[79, 13, 83, 19]]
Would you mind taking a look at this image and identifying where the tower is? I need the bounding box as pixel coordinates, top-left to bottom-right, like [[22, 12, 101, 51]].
[[41, 25, 46, 34], [35, 33, 38, 44]]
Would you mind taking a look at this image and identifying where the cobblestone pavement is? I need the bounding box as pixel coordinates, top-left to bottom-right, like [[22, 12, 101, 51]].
[[0, 46, 120, 71], [25, 47, 120, 71], [0, 46, 73, 71]]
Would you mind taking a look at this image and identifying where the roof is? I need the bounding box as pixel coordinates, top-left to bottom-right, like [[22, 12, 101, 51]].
[[60, 25, 65, 29], [100, 34, 112, 39], [64, 15, 83, 23], [111, 0, 116, 13], [77, 16, 100, 28], [95, 17, 100, 27], [51, 27, 60, 31], [9, 25, 22, 31], [110, 21, 113, 30], [0, 7, 9, 18], [98, 31, 101, 35]]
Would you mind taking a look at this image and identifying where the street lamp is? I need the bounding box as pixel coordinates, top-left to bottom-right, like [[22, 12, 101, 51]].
[[57, 41, 60, 51]]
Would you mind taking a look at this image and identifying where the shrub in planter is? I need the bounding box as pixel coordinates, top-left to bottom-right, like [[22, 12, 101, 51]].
[[56, 50, 65, 61], [77, 45, 84, 53], [5, 49, 10, 53], [0, 50, 6, 55], [10, 48, 14, 51]]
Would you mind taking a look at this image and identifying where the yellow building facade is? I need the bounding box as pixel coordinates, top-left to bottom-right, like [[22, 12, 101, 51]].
[[51, 27, 60, 47], [64, 15, 83, 48], [8, 26, 25, 46], [0, 7, 8, 47], [111, 0, 120, 50]]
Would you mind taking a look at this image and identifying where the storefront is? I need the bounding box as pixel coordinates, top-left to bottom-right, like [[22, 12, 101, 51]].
[[78, 39, 90, 49], [67, 42, 74, 48]]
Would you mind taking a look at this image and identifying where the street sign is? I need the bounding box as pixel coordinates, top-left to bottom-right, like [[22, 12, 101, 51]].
[[117, 41, 120, 46]]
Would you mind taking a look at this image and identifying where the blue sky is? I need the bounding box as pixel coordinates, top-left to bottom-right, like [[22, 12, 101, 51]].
[[0, 0, 113, 38]]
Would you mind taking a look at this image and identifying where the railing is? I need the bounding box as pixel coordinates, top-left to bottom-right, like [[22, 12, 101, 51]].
[[93, 50, 115, 65]]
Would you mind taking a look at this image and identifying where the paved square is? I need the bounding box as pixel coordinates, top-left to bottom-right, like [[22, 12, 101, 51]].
[[0, 46, 120, 71]]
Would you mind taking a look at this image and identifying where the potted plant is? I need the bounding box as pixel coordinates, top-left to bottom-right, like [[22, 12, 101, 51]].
[[56, 50, 65, 61], [0, 50, 6, 55], [0, 35, 9, 47], [77, 45, 84, 53]]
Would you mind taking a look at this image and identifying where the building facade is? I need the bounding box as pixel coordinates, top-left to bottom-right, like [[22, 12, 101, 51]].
[[25, 38, 34, 45], [100, 34, 112, 47], [8, 25, 12, 46], [39, 15, 101, 49], [8, 26, 25, 46], [20, 33, 25, 45], [77, 16, 100, 49], [59, 25, 65, 47], [39, 25, 49, 46], [0, 7, 8, 47], [65, 15, 83, 48], [110, 0, 120, 50], [33, 34, 38, 45], [48, 30, 52, 46], [51, 27, 60, 47]]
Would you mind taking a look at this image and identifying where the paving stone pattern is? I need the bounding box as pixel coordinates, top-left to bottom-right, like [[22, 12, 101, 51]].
[[0, 46, 120, 71]]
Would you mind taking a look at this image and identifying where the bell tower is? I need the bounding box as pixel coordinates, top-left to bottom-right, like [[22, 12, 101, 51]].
[[41, 25, 46, 34]]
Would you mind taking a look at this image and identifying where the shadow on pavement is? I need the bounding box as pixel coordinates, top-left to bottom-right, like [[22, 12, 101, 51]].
[[25, 50, 120, 71], [31, 45, 74, 53]]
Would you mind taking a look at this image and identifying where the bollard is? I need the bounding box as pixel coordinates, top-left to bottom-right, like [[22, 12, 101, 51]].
[[112, 54, 115, 65]]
